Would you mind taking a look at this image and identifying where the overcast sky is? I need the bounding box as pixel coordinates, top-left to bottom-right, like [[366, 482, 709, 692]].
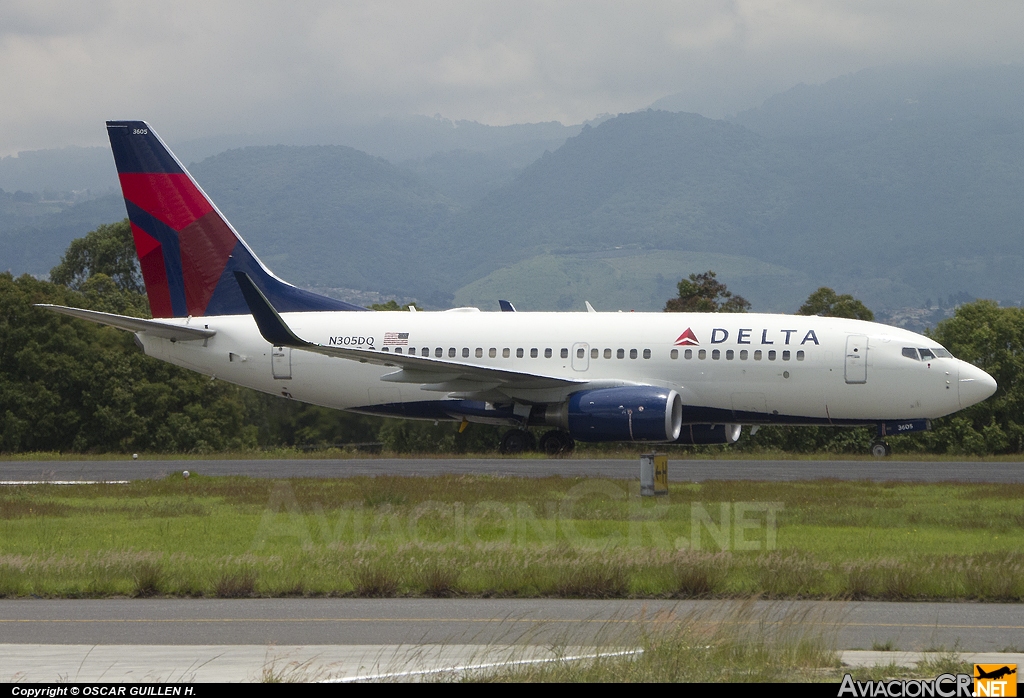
[[2, 0, 1023, 155]]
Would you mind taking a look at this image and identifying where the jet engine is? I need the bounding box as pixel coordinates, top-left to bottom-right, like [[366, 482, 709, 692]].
[[673, 423, 742, 444], [541, 387, 683, 442]]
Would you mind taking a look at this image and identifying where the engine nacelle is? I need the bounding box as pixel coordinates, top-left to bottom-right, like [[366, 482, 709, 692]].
[[674, 423, 742, 444], [544, 387, 683, 443]]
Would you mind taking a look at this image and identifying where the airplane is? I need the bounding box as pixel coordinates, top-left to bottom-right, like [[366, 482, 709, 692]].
[[38, 120, 997, 457], [975, 666, 1016, 681]]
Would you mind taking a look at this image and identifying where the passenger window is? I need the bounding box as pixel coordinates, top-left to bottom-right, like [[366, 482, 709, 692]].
[[768, 350, 777, 360], [450, 348, 457, 358], [462, 348, 470, 358], [531, 348, 539, 358], [395, 347, 402, 354], [475, 348, 483, 358], [797, 350, 805, 361], [422, 348, 429, 357], [516, 348, 524, 358], [643, 349, 651, 359], [591, 348, 598, 359], [617, 349, 625, 359], [685, 349, 692, 359], [435, 348, 443, 357], [782, 350, 790, 361], [489, 348, 496, 358], [544, 348, 552, 358], [382, 346, 389, 352], [670, 349, 678, 359], [726, 350, 734, 360], [698, 349, 707, 360], [712, 349, 720, 360], [604, 348, 612, 359], [629, 349, 638, 359], [740, 350, 748, 360], [502, 348, 510, 358], [919, 348, 936, 360]]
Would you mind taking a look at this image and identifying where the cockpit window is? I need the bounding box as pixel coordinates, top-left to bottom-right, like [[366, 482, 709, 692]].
[[903, 346, 954, 361]]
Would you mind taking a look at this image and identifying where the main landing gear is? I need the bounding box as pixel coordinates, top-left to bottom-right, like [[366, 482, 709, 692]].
[[499, 429, 535, 454], [539, 430, 575, 456], [870, 441, 892, 458], [498, 429, 575, 456]]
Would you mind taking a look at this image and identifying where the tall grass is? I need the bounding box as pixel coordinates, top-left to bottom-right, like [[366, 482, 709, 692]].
[[471, 600, 841, 683]]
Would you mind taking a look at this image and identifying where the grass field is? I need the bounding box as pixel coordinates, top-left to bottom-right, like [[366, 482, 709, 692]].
[[1, 474, 1022, 599]]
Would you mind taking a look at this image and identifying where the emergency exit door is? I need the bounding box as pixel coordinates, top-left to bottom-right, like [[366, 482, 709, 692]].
[[845, 335, 867, 384], [272, 346, 292, 379]]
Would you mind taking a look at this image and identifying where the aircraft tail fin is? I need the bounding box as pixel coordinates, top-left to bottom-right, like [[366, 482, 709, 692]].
[[106, 120, 366, 318]]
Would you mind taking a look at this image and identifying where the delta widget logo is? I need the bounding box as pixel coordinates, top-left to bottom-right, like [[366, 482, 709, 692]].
[[674, 328, 699, 346]]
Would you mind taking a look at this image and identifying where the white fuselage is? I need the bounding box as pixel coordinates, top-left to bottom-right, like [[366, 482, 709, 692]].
[[137, 309, 994, 425]]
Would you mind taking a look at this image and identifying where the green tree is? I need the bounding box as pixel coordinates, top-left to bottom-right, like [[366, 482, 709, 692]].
[[797, 287, 874, 321], [922, 300, 1024, 454], [50, 219, 143, 294], [664, 271, 750, 313], [0, 272, 257, 453]]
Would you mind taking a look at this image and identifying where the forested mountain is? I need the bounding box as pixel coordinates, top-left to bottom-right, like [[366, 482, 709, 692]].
[[2, 66, 1023, 313]]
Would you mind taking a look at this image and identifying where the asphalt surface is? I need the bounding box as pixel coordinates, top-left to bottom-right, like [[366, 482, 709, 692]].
[[0, 599, 1022, 651], [3, 458, 1024, 482]]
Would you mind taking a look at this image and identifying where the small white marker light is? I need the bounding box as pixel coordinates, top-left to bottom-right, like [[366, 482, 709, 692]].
[[183, 470, 190, 480], [132, 453, 138, 460]]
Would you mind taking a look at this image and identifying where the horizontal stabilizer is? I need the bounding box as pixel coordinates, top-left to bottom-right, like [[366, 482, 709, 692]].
[[35, 304, 215, 341]]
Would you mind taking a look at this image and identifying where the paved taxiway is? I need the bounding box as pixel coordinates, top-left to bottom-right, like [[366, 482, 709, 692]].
[[3, 457, 1024, 482], [2, 599, 1022, 651]]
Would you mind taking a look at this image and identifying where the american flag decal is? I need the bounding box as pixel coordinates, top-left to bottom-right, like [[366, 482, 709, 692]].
[[383, 332, 409, 346]]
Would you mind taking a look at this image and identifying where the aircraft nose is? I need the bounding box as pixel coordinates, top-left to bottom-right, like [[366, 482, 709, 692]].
[[958, 362, 997, 408]]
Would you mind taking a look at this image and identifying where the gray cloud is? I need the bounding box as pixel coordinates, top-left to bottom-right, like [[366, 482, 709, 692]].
[[2, 0, 1023, 154]]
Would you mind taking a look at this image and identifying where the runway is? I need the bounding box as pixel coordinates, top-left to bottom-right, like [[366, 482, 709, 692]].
[[3, 457, 1024, 483], [2, 599, 1024, 681], [2, 598, 1022, 650]]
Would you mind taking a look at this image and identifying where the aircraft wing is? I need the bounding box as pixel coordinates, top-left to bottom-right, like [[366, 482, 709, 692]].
[[234, 272, 585, 391], [35, 304, 216, 341]]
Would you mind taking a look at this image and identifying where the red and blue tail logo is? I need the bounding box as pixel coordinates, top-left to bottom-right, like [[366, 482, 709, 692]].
[[106, 120, 364, 318]]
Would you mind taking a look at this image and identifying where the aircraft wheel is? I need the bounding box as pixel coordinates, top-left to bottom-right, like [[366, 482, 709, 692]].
[[870, 441, 891, 458], [499, 429, 536, 455], [539, 430, 575, 456]]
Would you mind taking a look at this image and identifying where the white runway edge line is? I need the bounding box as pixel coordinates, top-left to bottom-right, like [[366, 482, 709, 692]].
[[0, 481, 130, 485], [323, 648, 645, 683]]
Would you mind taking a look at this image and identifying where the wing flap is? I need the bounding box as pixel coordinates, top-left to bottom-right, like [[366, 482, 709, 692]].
[[233, 271, 585, 390]]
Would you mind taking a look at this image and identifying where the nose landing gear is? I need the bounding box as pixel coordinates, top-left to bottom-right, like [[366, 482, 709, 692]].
[[870, 441, 891, 458]]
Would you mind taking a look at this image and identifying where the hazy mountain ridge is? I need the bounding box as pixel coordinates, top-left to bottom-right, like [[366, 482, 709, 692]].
[[2, 66, 1023, 314]]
